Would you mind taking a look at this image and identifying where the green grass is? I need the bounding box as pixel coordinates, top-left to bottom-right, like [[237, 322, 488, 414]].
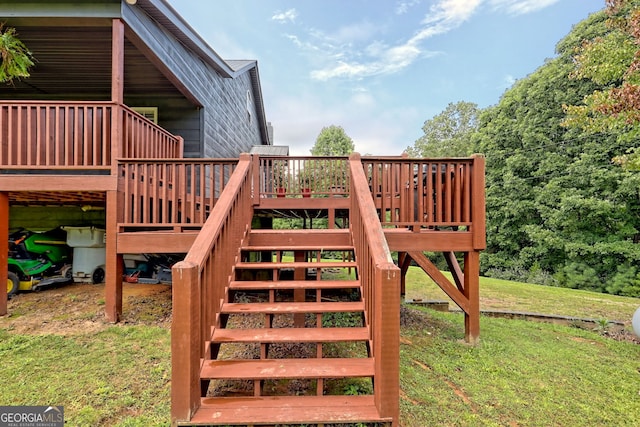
[[0, 326, 170, 426], [405, 267, 640, 322], [400, 307, 640, 426]]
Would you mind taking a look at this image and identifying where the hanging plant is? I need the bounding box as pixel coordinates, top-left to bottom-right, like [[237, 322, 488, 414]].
[[0, 24, 34, 83]]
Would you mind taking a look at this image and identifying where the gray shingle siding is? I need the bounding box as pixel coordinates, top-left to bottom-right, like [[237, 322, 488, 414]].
[[124, 3, 265, 159]]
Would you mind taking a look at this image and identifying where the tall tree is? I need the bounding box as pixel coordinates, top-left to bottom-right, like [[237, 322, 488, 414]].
[[475, 7, 640, 296], [406, 101, 479, 157], [310, 125, 354, 156], [563, 0, 640, 169]]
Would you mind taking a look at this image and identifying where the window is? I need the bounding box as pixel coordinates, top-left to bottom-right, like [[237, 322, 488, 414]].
[[131, 107, 158, 124]]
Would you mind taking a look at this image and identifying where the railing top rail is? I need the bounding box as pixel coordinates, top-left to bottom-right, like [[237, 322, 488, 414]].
[[0, 100, 118, 106], [362, 156, 476, 162], [258, 155, 349, 160], [117, 158, 238, 164]]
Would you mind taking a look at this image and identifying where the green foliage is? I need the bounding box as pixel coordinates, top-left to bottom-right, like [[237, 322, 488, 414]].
[[0, 25, 34, 83], [406, 101, 479, 158], [474, 7, 640, 296], [310, 125, 355, 156], [569, 31, 635, 85], [563, 0, 640, 167]]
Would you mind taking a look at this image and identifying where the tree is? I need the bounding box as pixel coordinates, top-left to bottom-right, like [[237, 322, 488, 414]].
[[0, 24, 34, 83], [474, 7, 640, 296], [406, 101, 479, 158], [310, 125, 354, 156], [563, 0, 640, 170]]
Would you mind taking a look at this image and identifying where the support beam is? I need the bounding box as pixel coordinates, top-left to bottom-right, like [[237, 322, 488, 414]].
[[463, 251, 480, 344], [105, 18, 125, 323], [407, 250, 480, 343], [406, 251, 469, 313], [105, 190, 123, 322], [0, 192, 8, 316], [397, 252, 412, 297], [111, 19, 124, 104], [444, 251, 464, 292]]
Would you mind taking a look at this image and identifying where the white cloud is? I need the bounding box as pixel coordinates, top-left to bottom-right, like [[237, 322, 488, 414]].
[[395, 0, 423, 15], [309, 0, 479, 81], [272, 8, 297, 24], [289, 0, 560, 82], [489, 0, 561, 15], [422, 0, 482, 27], [332, 21, 380, 44], [502, 74, 516, 88]]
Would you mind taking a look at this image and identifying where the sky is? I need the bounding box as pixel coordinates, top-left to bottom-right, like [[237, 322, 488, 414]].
[[166, 0, 605, 156]]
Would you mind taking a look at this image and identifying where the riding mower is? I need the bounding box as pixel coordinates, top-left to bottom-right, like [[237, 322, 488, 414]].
[[6, 228, 73, 297]]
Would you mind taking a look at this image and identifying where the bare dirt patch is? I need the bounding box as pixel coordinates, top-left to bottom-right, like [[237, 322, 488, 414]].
[[1, 282, 172, 335]]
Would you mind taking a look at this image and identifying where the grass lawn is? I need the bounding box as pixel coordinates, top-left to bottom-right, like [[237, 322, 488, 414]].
[[0, 267, 639, 426]]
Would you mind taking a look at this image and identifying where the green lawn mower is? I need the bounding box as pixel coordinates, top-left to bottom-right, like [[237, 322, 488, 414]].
[[7, 228, 73, 297]]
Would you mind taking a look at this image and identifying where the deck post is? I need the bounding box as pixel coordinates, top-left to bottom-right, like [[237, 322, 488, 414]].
[[0, 192, 8, 316], [374, 262, 400, 426], [471, 155, 486, 250], [171, 260, 202, 424], [105, 18, 125, 322], [105, 190, 123, 322], [464, 250, 480, 344], [111, 19, 124, 105]]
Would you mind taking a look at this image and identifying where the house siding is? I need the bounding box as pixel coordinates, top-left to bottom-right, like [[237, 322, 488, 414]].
[[123, 4, 265, 158]]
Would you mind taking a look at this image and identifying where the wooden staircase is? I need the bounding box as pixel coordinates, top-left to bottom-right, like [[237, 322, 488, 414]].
[[183, 228, 390, 426]]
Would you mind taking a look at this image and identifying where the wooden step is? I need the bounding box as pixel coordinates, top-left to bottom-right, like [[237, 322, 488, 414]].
[[236, 261, 357, 269], [221, 301, 364, 314], [247, 229, 352, 247], [185, 395, 389, 426], [242, 245, 354, 252], [201, 358, 374, 380], [211, 327, 369, 344], [229, 279, 360, 290]]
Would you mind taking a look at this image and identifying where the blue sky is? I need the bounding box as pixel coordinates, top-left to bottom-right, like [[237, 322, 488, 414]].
[[166, 0, 605, 156]]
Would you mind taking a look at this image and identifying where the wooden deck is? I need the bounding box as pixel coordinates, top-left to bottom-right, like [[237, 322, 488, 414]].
[[0, 101, 485, 427]]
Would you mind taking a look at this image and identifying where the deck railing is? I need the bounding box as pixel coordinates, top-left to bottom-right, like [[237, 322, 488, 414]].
[[117, 155, 483, 234], [171, 154, 254, 423], [121, 106, 183, 159], [349, 153, 400, 422], [0, 101, 182, 169], [362, 156, 482, 230], [257, 155, 349, 198], [119, 159, 237, 227]]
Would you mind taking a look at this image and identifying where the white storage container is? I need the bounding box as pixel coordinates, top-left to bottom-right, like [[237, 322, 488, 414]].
[[62, 226, 105, 248], [70, 247, 106, 284]]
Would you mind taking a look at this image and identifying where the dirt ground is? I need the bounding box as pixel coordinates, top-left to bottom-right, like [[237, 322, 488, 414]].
[[1, 282, 172, 335], [2, 282, 638, 344]]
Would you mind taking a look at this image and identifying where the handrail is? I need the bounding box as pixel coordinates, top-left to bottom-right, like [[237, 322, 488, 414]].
[[171, 153, 254, 423], [0, 101, 182, 168], [349, 153, 400, 423], [119, 158, 237, 227], [121, 105, 183, 159]]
